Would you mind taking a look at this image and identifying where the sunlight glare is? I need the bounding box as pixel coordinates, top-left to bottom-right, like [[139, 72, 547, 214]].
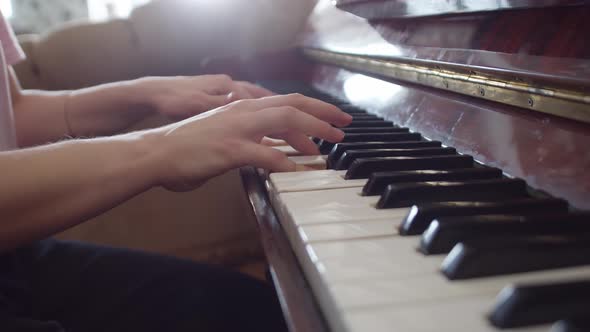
[[343, 74, 404, 107], [87, 0, 149, 21], [0, 0, 12, 18]]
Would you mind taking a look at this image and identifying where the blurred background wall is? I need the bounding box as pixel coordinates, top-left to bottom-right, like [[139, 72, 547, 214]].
[[1, 0, 149, 34]]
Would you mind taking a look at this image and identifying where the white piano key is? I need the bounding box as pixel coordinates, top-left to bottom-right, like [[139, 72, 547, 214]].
[[262, 138, 289, 146], [309, 237, 443, 282], [270, 188, 405, 285], [328, 265, 590, 309], [291, 227, 585, 332], [304, 224, 590, 307], [310, 235, 414, 260], [272, 144, 303, 156], [277, 187, 409, 225], [298, 219, 397, 242], [343, 295, 550, 332], [269, 170, 571, 332], [290, 216, 590, 331], [269, 169, 366, 193], [318, 253, 442, 282], [299, 217, 590, 306], [288, 155, 328, 170]]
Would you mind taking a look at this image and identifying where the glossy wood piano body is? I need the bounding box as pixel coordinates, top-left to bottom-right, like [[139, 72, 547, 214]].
[[228, 1, 590, 331]]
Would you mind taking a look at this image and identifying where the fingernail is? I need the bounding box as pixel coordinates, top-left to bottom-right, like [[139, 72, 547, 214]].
[[342, 113, 354, 124]]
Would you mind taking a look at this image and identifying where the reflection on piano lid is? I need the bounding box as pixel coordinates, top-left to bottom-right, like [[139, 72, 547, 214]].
[[238, 1, 590, 331], [335, 0, 589, 20]]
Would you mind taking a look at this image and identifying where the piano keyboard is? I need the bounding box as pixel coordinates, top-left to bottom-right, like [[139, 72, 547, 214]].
[[265, 91, 590, 332]]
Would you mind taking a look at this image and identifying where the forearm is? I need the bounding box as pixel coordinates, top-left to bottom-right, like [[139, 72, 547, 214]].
[[14, 78, 152, 147], [0, 131, 159, 252], [12, 89, 69, 147]]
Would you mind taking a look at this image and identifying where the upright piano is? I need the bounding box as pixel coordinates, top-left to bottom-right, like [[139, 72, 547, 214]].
[[233, 1, 590, 331]]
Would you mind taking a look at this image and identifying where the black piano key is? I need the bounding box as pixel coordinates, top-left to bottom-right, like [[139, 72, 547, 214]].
[[328, 101, 351, 108], [327, 141, 440, 167], [317, 140, 332, 153], [349, 115, 382, 120], [346, 155, 474, 180], [304, 93, 330, 100], [333, 147, 457, 170], [319, 132, 421, 154], [363, 168, 503, 197], [331, 103, 365, 112], [319, 96, 344, 104], [350, 113, 378, 117], [327, 141, 442, 168], [329, 97, 345, 102], [552, 316, 590, 332], [489, 281, 590, 329], [341, 127, 407, 134], [398, 197, 568, 235], [377, 178, 527, 209], [442, 233, 590, 280], [338, 131, 418, 141], [344, 111, 371, 116], [338, 105, 365, 113], [421, 213, 589, 255], [344, 120, 395, 128]]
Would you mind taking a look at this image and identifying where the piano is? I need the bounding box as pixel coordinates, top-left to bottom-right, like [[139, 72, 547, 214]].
[[228, 1, 590, 331]]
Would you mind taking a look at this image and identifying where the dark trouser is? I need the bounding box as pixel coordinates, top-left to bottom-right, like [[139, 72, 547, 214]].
[[0, 239, 287, 332]]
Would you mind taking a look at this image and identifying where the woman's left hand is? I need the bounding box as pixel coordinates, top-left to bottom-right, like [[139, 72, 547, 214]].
[[137, 74, 274, 119]]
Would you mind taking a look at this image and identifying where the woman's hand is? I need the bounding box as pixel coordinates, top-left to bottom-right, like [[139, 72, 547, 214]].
[[137, 74, 274, 119], [147, 93, 352, 192]]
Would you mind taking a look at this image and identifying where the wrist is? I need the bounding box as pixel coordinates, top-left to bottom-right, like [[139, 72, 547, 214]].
[[65, 79, 157, 137], [121, 129, 168, 189], [124, 78, 158, 115]]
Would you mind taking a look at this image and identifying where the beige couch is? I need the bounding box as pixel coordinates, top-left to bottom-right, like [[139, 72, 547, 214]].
[[12, 0, 318, 274]]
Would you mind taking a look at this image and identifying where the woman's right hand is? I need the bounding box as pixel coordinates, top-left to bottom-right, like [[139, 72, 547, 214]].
[[146, 93, 352, 192]]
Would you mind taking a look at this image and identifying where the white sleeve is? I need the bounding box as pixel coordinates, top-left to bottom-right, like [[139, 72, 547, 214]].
[[0, 10, 25, 65]]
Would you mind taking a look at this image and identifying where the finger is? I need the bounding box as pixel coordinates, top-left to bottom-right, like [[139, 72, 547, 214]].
[[201, 74, 234, 95], [239, 94, 353, 127], [237, 81, 275, 98], [261, 137, 288, 146], [248, 106, 345, 143], [227, 85, 255, 102], [279, 132, 320, 155], [239, 142, 296, 172], [203, 93, 233, 109]]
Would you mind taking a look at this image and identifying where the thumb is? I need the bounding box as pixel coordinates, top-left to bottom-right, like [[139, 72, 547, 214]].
[[240, 143, 296, 172]]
